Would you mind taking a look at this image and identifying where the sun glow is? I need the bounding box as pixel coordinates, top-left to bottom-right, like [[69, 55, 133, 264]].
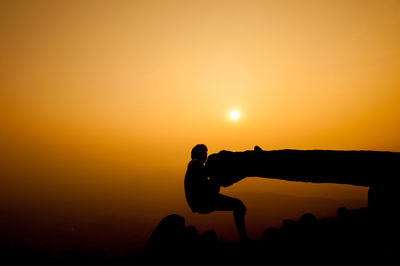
[[229, 110, 241, 121]]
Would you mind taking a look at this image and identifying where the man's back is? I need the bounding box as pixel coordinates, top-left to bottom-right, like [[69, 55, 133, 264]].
[[184, 159, 219, 212]]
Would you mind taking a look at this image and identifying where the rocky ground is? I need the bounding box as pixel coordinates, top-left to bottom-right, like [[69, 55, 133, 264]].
[[1, 206, 397, 265]]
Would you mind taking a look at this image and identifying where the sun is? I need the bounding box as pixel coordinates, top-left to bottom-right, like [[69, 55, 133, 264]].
[[229, 110, 241, 121]]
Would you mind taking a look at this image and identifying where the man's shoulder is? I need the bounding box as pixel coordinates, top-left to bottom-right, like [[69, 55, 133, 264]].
[[188, 159, 204, 168]]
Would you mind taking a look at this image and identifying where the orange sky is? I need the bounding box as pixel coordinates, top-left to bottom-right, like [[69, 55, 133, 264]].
[[1, 0, 399, 242]]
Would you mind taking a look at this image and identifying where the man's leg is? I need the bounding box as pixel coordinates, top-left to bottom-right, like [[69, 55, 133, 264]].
[[233, 202, 247, 241], [214, 194, 248, 241]]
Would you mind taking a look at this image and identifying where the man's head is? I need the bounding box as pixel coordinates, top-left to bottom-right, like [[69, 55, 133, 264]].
[[191, 144, 208, 163]]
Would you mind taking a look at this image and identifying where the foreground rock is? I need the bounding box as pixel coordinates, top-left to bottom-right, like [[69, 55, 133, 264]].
[[143, 207, 396, 264], [143, 214, 219, 262]]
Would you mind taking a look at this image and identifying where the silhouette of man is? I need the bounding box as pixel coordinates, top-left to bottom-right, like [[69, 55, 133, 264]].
[[184, 144, 248, 241]]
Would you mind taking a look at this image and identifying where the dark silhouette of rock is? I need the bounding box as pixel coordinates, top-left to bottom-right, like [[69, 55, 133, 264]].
[[144, 214, 186, 256], [337, 206, 349, 220], [205, 148, 400, 187], [200, 229, 219, 245], [143, 214, 220, 263], [263, 227, 280, 239], [143, 206, 395, 264], [205, 147, 399, 243], [298, 213, 317, 228], [4, 205, 394, 264], [254, 145, 263, 152]]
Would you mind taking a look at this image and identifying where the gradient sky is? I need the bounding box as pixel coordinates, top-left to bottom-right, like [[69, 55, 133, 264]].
[[1, 0, 399, 244]]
